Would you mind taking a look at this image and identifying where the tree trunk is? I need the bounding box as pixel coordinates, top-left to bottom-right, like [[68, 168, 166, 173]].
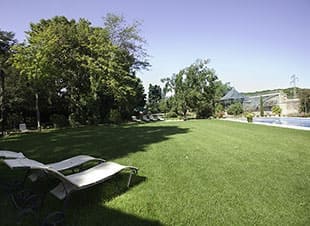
[[35, 92, 41, 131], [0, 70, 5, 136]]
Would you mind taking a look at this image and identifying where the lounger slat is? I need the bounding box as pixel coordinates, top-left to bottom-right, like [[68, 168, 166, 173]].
[[47, 155, 104, 171], [66, 162, 126, 187]]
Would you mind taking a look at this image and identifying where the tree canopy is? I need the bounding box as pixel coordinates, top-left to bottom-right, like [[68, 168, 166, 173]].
[[161, 59, 219, 119], [7, 14, 148, 128]]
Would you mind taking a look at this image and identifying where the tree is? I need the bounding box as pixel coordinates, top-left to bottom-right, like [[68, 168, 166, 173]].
[[299, 89, 310, 114], [103, 13, 150, 71], [161, 59, 218, 119], [148, 84, 162, 113], [11, 15, 148, 126], [0, 30, 17, 134], [260, 96, 264, 117]]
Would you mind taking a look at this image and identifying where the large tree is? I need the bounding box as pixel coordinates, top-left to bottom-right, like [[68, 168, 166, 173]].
[[148, 84, 162, 113], [162, 59, 218, 119], [11, 15, 148, 126], [0, 30, 17, 134]]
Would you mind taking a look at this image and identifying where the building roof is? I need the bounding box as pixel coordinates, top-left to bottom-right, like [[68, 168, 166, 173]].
[[220, 88, 246, 101]]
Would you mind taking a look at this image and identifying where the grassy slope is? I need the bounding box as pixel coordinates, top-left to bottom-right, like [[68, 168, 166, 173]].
[[0, 120, 309, 225]]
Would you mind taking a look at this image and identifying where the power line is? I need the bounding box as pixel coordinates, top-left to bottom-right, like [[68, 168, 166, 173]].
[[290, 74, 298, 98]]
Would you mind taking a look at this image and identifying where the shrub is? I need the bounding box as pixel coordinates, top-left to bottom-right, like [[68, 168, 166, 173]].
[[196, 103, 213, 119], [272, 105, 282, 116], [245, 112, 254, 123], [227, 102, 243, 116], [50, 114, 68, 128], [68, 113, 82, 128], [166, 111, 178, 118], [109, 109, 122, 123], [215, 111, 225, 118]]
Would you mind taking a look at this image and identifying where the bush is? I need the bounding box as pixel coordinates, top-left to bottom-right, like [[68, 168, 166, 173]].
[[272, 105, 282, 116], [196, 103, 213, 119], [109, 109, 122, 123], [227, 102, 243, 116], [68, 113, 81, 128], [166, 111, 178, 118], [50, 114, 68, 128], [215, 111, 225, 118], [245, 112, 254, 123]]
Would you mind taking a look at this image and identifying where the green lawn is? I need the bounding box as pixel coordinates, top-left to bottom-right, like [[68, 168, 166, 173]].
[[0, 120, 309, 225]]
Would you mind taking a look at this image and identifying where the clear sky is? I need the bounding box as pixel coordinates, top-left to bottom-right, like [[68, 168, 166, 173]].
[[1, 0, 309, 92]]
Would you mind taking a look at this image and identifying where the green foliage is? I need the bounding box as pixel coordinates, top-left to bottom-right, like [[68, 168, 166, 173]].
[[260, 96, 264, 117], [109, 108, 122, 123], [227, 102, 243, 116], [214, 103, 224, 118], [166, 111, 178, 118], [215, 103, 224, 113], [0, 29, 16, 70], [196, 102, 213, 119], [9, 15, 148, 127], [245, 112, 254, 122], [271, 105, 282, 116], [161, 59, 218, 119], [49, 114, 68, 128], [147, 84, 162, 113], [299, 89, 310, 113]]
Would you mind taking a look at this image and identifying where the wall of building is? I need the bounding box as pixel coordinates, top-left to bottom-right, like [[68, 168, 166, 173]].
[[243, 92, 300, 116]]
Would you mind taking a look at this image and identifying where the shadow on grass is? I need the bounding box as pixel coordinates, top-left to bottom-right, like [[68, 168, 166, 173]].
[[62, 174, 161, 226], [0, 124, 189, 162], [0, 124, 186, 225], [0, 171, 161, 226]]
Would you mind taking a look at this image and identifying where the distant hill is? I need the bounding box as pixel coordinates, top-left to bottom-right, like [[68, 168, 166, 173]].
[[242, 87, 310, 99]]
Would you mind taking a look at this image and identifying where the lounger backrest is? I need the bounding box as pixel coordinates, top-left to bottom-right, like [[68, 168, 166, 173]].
[[47, 155, 105, 171], [3, 158, 78, 189]]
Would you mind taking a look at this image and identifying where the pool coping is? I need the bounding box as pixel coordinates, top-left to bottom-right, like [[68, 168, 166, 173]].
[[222, 118, 310, 131]]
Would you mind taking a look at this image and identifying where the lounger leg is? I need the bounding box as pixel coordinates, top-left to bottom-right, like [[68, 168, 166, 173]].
[[127, 172, 133, 188]]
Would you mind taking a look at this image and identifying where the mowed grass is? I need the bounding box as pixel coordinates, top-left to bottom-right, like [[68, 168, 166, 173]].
[[0, 120, 309, 225]]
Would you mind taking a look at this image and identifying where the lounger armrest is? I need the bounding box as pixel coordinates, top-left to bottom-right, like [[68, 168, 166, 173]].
[[129, 166, 138, 174]]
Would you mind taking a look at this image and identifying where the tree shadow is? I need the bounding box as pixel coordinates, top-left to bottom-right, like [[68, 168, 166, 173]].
[[0, 171, 162, 226], [0, 124, 189, 225], [0, 124, 189, 163], [61, 174, 160, 226]]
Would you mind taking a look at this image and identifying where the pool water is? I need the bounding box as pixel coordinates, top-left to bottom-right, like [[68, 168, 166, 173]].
[[253, 117, 310, 128]]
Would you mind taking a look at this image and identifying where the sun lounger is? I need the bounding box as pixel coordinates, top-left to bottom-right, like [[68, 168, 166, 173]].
[[142, 115, 150, 122], [131, 116, 142, 122], [4, 157, 138, 200], [28, 155, 104, 181], [0, 150, 25, 159]]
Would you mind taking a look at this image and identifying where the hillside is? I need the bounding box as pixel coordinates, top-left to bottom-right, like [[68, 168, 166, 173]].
[[242, 87, 309, 98]]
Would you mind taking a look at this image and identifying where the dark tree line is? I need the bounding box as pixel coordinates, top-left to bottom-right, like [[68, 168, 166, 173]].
[[0, 14, 148, 132]]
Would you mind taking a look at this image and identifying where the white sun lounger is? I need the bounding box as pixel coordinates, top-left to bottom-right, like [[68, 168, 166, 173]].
[[0, 150, 25, 159], [4, 158, 138, 200], [0, 152, 105, 181], [28, 155, 104, 181]]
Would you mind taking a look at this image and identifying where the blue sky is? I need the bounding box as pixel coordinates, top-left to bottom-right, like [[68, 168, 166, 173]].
[[1, 0, 309, 92]]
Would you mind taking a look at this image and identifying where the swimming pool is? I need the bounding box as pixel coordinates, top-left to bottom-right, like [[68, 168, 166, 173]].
[[253, 117, 310, 128]]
